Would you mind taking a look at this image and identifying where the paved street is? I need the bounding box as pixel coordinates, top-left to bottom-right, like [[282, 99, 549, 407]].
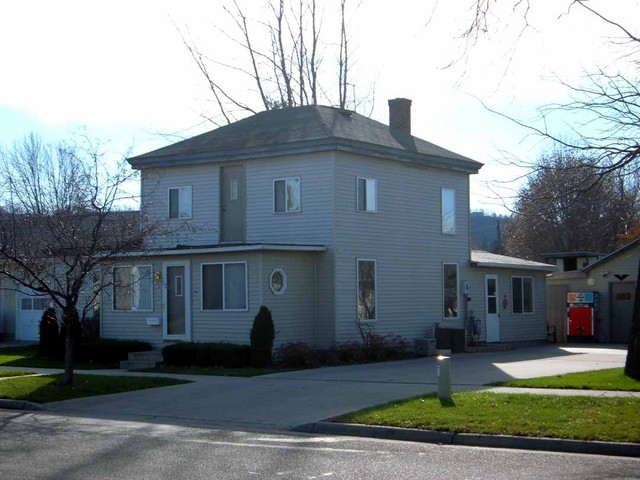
[[1, 411, 638, 480], [41, 344, 627, 431]]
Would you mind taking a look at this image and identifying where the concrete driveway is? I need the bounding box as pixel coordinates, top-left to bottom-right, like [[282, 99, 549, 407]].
[[47, 344, 627, 431]]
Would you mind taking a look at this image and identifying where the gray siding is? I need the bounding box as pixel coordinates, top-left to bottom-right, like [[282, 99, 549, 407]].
[[142, 165, 221, 248], [467, 267, 548, 342], [260, 252, 317, 346], [141, 153, 334, 249], [332, 152, 471, 342], [246, 153, 333, 245], [191, 252, 261, 345], [101, 259, 165, 345]]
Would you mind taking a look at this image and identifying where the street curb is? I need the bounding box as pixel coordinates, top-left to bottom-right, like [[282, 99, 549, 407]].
[[0, 399, 48, 412], [293, 422, 640, 458]]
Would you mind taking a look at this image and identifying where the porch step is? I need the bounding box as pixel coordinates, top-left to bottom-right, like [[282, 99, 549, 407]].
[[119, 350, 163, 370]]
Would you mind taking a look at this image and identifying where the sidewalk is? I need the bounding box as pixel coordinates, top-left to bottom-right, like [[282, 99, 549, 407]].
[[0, 344, 637, 456]]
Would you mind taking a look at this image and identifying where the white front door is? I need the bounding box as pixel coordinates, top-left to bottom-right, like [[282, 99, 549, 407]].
[[162, 261, 191, 340], [17, 289, 50, 341], [485, 275, 500, 343]]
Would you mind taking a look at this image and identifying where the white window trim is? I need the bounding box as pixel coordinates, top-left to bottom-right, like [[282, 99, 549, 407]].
[[356, 258, 377, 322], [111, 265, 154, 312], [441, 187, 456, 235], [269, 268, 287, 295], [201, 261, 249, 312], [168, 186, 193, 219], [356, 177, 377, 212], [511, 275, 535, 315], [443, 262, 459, 320], [273, 177, 301, 213]]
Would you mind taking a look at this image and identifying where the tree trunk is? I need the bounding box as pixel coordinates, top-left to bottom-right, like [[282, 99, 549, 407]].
[[61, 307, 80, 386], [624, 259, 640, 379]]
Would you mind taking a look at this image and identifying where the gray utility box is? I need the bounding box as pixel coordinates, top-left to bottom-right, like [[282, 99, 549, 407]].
[[414, 338, 437, 357]]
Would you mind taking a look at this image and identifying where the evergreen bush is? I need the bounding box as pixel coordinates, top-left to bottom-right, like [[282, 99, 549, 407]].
[[38, 307, 59, 358], [250, 305, 275, 367]]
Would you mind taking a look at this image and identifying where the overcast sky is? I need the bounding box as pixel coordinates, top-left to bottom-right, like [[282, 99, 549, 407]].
[[1, 1, 635, 214]]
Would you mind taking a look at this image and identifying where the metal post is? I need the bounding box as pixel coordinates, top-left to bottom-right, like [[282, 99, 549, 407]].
[[437, 355, 452, 401]]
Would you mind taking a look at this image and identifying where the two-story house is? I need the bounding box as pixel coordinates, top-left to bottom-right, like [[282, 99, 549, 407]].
[[94, 99, 555, 349]]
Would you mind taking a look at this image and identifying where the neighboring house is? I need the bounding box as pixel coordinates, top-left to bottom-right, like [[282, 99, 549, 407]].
[[546, 239, 639, 343], [542, 252, 605, 272], [1, 99, 555, 346]]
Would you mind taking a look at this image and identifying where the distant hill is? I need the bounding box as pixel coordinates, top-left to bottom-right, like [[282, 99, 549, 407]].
[[470, 211, 511, 253]]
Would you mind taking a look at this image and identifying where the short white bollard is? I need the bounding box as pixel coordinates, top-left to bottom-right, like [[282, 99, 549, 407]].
[[437, 355, 452, 402]]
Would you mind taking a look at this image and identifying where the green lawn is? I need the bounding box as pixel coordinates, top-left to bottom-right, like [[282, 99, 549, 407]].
[[0, 370, 35, 378], [496, 368, 640, 391], [0, 346, 114, 369], [0, 374, 189, 403], [135, 365, 298, 377], [336, 392, 640, 443]]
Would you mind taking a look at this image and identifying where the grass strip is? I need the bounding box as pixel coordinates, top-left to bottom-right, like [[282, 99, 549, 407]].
[[496, 368, 640, 392], [0, 374, 189, 403], [336, 392, 640, 443], [0, 370, 35, 378], [0, 346, 114, 370], [134, 365, 298, 377]]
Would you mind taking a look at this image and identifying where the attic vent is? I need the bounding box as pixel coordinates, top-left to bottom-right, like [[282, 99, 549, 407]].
[[336, 108, 353, 117]]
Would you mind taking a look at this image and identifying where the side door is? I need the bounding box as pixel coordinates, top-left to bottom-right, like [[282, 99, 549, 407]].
[[485, 274, 500, 342], [163, 261, 191, 340], [610, 282, 634, 343]]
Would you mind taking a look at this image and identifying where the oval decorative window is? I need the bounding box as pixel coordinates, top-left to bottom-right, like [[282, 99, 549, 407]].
[[269, 269, 287, 295]]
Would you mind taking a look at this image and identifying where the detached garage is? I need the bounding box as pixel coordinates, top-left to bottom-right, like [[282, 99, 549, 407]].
[[0, 283, 51, 341], [546, 239, 639, 343]]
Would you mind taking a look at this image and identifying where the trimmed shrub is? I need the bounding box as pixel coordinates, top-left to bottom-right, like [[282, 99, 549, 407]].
[[162, 342, 252, 368], [38, 308, 60, 358], [250, 305, 275, 367], [274, 342, 320, 369], [275, 335, 413, 369], [81, 313, 100, 341], [75, 339, 152, 365]]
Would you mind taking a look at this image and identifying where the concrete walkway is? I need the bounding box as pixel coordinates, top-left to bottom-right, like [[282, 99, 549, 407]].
[[0, 343, 631, 432]]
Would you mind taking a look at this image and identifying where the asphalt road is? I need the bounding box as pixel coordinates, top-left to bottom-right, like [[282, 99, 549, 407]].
[[1, 411, 638, 480]]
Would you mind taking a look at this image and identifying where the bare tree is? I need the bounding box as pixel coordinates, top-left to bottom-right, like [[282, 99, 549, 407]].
[[0, 133, 161, 385], [444, 0, 640, 378], [505, 146, 639, 260], [179, 0, 372, 125]]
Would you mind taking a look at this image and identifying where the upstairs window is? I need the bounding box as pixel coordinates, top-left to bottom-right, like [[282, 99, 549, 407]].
[[274, 177, 301, 213], [168, 186, 192, 219], [357, 177, 377, 212], [512, 276, 534, 314], [441, 188, 456, 234]]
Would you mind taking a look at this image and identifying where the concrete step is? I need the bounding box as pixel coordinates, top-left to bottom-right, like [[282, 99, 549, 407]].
[[119, 360, 159, 370], [127, 350, 163, 362], [119, 349, 163, 370]]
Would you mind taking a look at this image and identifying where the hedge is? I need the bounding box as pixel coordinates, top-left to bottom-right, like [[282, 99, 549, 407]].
[[162, 342, 251, 368], [74, 339, 152, 364]]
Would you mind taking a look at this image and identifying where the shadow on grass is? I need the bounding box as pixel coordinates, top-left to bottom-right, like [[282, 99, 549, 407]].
[[438, 397, 456, 408]]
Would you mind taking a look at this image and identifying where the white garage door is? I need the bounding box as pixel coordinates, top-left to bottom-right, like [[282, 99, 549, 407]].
[[17, 290, 50, 341]]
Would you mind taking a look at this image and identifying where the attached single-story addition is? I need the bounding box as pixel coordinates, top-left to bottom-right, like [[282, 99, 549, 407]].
[[101, 244, 325, 348], [546, 239, 639, 343], [466, 251, 557, 344]]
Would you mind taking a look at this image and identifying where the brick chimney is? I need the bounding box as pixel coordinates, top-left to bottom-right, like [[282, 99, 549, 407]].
[[388, 98, 412, 134]]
